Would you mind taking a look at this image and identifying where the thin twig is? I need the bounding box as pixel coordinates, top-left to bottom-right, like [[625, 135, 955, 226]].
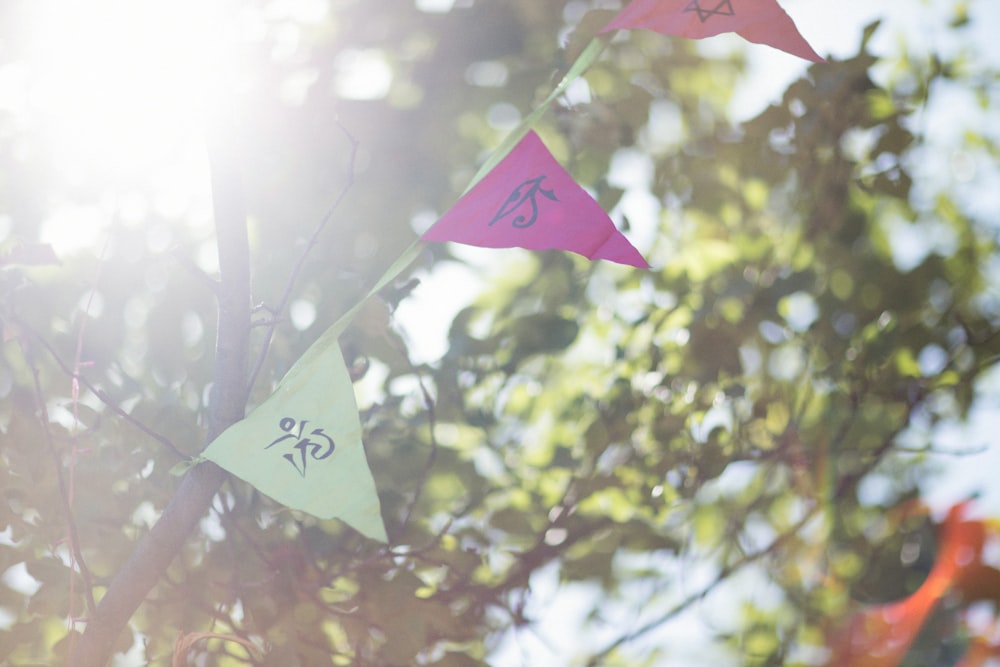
[[585, 508, 820, 666], [400, 358, 439, 530], [170, 247, 221, 295], [590, 392, 924, 664], [18, 339, 99, 617], [15, 318, 186, 459], [63, 239, 108, 663], [895, 443, 989, 456], [245, 118, 359, 400]]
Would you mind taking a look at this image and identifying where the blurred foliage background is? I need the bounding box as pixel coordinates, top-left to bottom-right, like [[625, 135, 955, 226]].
[[1, 0, 1000, 665]]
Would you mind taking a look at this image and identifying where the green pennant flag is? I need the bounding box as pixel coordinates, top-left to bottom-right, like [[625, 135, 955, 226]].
[[202, 333, 388, 543]]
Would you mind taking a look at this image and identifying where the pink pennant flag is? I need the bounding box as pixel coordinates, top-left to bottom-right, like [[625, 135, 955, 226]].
[[422, 131, 649, 268], [601, 0, 823, 63]]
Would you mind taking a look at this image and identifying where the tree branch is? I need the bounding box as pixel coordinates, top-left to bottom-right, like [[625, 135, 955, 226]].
[[13, 319, 186, 459], [20, 339, 98, 618], [244, 118, 358, 400], [584, 508, 821, 666], [71, 111, 251, 667]]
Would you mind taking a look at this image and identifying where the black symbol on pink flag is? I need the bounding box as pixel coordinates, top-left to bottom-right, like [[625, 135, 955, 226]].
[[683, 0, 735, 23], [487, 175, 558, 229], [420, 131, 649, 267]]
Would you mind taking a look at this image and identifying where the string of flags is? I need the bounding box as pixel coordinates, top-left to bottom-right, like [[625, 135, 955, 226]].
[[200, 0, 823, 542]]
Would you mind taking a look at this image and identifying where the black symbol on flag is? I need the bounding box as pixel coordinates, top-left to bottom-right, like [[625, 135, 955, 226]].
[[683, 0, 735, 23], [487, 175, 558, 229], [265, 417, 336, 478]]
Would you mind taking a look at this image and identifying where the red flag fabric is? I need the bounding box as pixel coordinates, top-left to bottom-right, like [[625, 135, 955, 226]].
[[601, 0, 823, 63], [421, 131, 649, 268], [824, 502, 996, 667]]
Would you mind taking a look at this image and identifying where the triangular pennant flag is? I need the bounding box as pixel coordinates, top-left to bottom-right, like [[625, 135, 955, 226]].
[[601, 0, 823, 63], [421, 131, 649, 268], [824, 502, 989, 666], [202, 338, 387, 542]]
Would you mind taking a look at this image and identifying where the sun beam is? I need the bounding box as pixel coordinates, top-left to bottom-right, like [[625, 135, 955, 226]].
[[6, 0, 239, 253]]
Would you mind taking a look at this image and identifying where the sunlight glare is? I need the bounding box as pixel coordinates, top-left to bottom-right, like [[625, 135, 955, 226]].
[[12, 0, 238, 253], [333, 49, 393, 101]]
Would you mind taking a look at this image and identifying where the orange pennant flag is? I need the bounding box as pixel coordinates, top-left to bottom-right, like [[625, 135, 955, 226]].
[[825, 502, 995, 667], [601, 0, 823, 63], [421, 131, 649, 268]]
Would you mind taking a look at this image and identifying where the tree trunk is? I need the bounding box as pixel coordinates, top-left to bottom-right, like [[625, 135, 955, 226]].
[[71, 111, 251, 667]]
